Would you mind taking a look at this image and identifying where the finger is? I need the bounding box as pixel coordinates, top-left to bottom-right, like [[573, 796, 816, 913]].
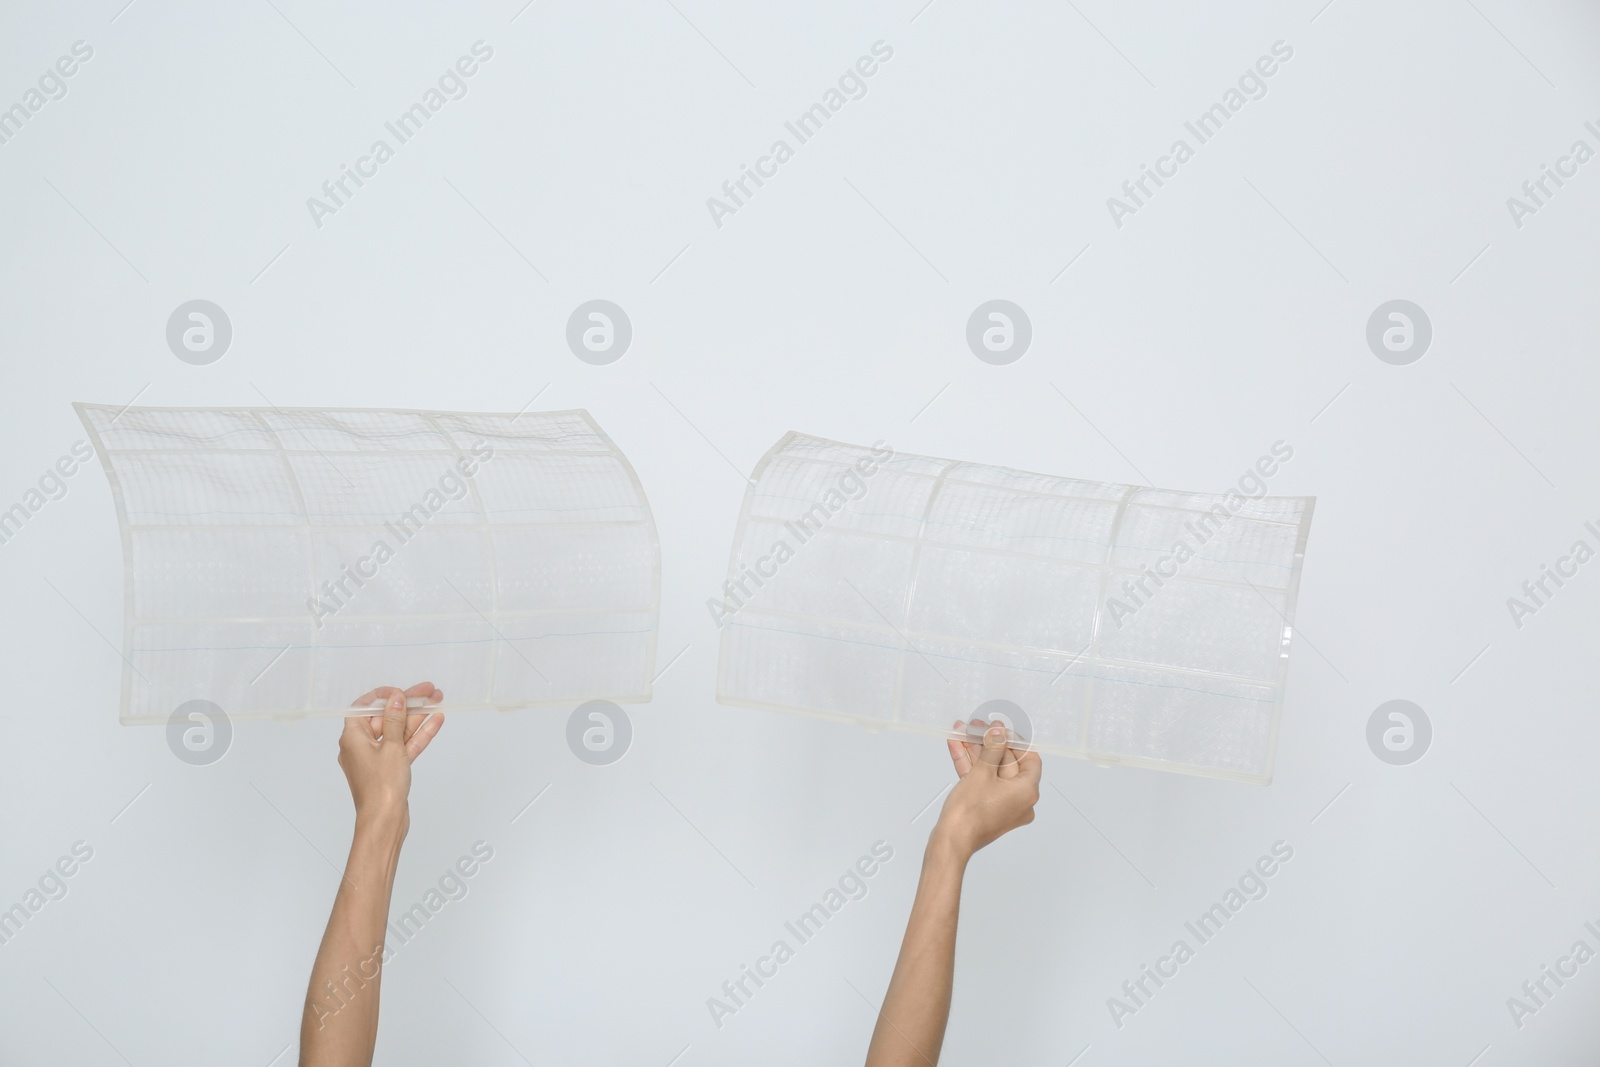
[[997, 730, 1021, 779], [350, 685, 401, 710], [400, 683, 441, 740], [962, 718, 986, 765], [976, 723, 1008, 774], [994, 720, 1021, 778], [380, 691, 408, 748], [947, 721, 974, 779], [406, 713, 444, 762], [1017, 749, 1043, 790], [340, 714, 370, 744]]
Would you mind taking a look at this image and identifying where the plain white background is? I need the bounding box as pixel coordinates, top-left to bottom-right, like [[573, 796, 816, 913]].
[[2, 1, 1599, 1063]]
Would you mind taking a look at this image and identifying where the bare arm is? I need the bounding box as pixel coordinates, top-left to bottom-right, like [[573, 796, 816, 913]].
[[299, 682, 444, 1067], [865, 720, 1041, 1067]]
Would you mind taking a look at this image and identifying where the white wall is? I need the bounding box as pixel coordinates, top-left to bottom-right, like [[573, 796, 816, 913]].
[[2, 0, 1598, 1063]]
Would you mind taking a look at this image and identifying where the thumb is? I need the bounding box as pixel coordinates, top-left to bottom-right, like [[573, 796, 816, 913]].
[[976, 723, 1008, 774], [381, 691, 408, 749]]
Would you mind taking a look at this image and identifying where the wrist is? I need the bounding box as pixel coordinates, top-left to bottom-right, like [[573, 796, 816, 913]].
[[926, 825, 974, 871], [353, 805, 407, 841]]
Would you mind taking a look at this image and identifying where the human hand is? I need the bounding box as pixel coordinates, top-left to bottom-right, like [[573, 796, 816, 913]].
[[930, 719, 1041, 862], [339, 682, 444, 834]]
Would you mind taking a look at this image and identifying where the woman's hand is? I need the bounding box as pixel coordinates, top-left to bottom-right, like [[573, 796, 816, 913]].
[[931, 718, 1042, 862], [339, 682, 444, 837]]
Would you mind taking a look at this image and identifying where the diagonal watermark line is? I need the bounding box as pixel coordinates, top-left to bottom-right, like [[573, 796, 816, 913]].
[[910, 0, 939, 22], [910, 781, 952, 823], [1463, 0, 1557, 89], [651, 782, 757, 889], [445, 977, 536, 1066], [262, 0, 356, 87], [251, 782, 354, 886], [111, 0, 141, 22], [909, 383, 949, 424], [509, 0, 540, 22], [1309, 382, 1350, 424], [1049, 383, 1152, 483], [251, 243, 293, 285], [263, 1041, 294, 1066], [649, 382, 752, 485], [442, 176, 549, 281], [250, 644, 293, 686], [651, 243, 692, 285], [443, 576, 550, 682], [1048, 635, 1094, 686], [840, 576, 949, 683], [1243, 977, 1333, 1065], [1244, 577, 1348, 683], [842, 976, 938, 1067], [44, 178, 148, 283], [110, 382, 152, 424], [1064, 0, 1155, 87], [1450, 643, 1491, 685], [1464, 1042, 1491, 1067], [663, 1042, 692, 1067], [1451, 781, 1556, 889], [652, 642, 693, 685], [661, 0, 756, 88], [110, 782, 151, 824], [1309, 781, 1350, 824], [43, 575, 149, 682], [1050, 242, 1093, 284], [1450, 382, 1556, 488], [510, 783, 552, 824], [1309, 0, 1339, 23], [1066, 1043, 1092, 1067], [842, 177, 949, 283], [1450, 242, 1492, 285], [1242, 176, 1348, 283], [250, 382, 358, 488], [511, 382, 552, 424], [1052, 783, 1156, 889], [43, 978, 134, 1066]]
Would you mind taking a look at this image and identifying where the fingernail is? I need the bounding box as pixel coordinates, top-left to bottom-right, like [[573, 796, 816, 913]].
[[987, 725, 1005, 741], [390, 694, 404, 710]]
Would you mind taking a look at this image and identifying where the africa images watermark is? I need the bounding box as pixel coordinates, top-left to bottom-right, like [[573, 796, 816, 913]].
[[1504, 517, 1600, 629], [0, 841, 94, 948], [307, 441, 495, 627], [1105, 440, 1294, 628], [1106, 39, 1294, 229], [1504, 119, 1600, 230], [305, 41, 495, 229], [0, 40, 94, 147], [1504, 916, 1600, 1031], [706, 40, 895, 229], [1107, 840, 1294, 1028], [0, 440, 95, 548], [706, 840, 895, 1029], [305, 840, 495, 1031], [706, 441, 895, 627]]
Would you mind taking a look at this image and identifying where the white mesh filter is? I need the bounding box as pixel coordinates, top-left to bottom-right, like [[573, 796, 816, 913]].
[[75, 404, 659, 723], [714, 433, 1315, 784]]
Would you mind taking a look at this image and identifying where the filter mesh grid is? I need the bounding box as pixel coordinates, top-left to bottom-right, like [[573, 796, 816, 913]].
[[716, 433, 1314, 784], [76, 404, 659, 722]]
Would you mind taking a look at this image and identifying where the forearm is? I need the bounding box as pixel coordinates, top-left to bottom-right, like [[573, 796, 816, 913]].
[[300, 812, 406, 1067], [865, 832, 969, 1067]]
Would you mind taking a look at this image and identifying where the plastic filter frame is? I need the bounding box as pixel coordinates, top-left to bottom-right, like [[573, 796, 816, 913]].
[[76, 404, 660, 723], [714, 432, 1315, 785]]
